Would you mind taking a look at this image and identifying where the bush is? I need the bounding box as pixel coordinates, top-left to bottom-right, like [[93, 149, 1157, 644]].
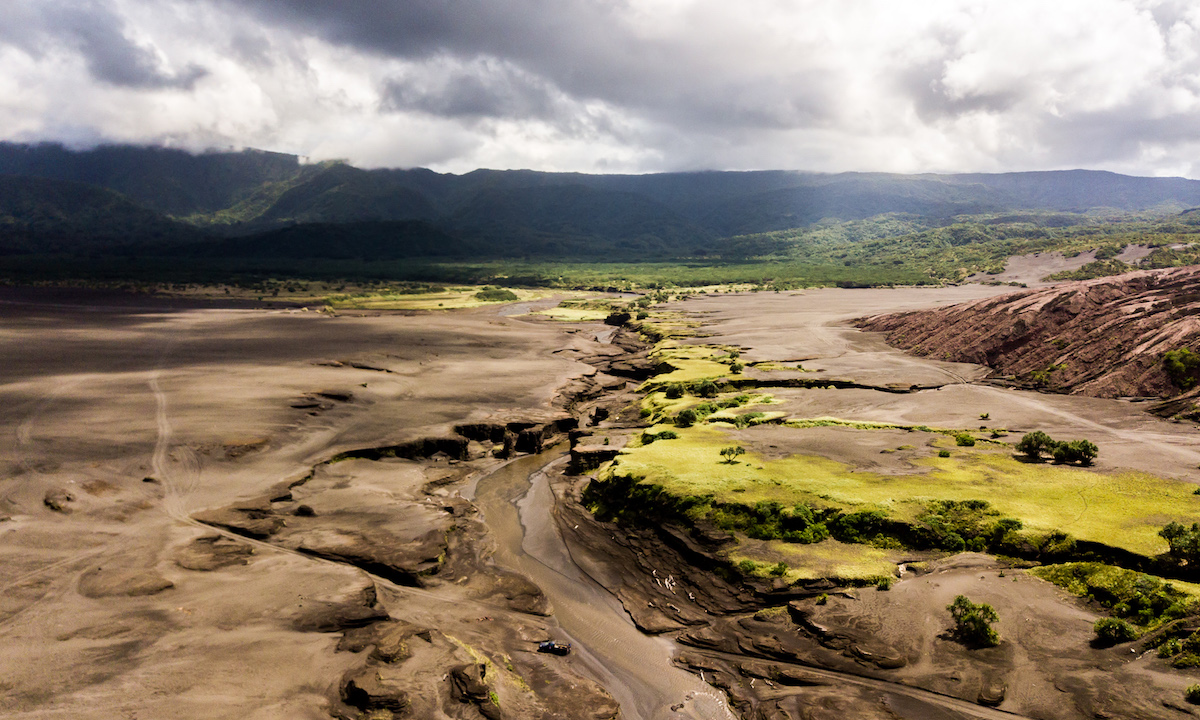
[[640, 429, 678, 445], [674, 409, 699, 428], [1016, 431, 1055, 459], [736, 559, 758, 575], [955, 433, 976, 447], [830, 509, 889, 544], [1187, 685, 1200, 704], [1052, 439, 1098, 466], [948, 595, 1000, 647], [938, 449, 951, 458], [876, 576, 893, 591], [693, 380, 719, 398], [732, 412, 764, 429], [664, 384, 684, 399], [474, 286, 519, 302], [769, 561, 789, 577], [729, 362, 744, 374], [604, 311, 632, 326], [1093, 617, 1138, 644]]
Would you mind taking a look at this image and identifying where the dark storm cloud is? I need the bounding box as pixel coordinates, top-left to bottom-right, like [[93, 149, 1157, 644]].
[[1037, 107, 1200, 167], [214, 0, 596, 61], [381, 59, 562, 122], [62, 5, 208, 89], [0, 0, 206, 89], [216, 0, 841, 134]]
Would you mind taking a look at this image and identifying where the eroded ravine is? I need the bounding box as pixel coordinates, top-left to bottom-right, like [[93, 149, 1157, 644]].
[[472, 449, 736, 720]]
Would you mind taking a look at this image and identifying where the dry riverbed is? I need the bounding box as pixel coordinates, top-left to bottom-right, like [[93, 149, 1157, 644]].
[[3, 284, 1200, 720]]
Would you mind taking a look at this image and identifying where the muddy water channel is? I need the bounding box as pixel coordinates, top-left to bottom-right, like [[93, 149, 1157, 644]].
[[472, 449, 735, 720]]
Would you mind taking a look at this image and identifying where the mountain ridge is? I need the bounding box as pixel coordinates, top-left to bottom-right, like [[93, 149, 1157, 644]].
[[4, 142, 1200, 265]]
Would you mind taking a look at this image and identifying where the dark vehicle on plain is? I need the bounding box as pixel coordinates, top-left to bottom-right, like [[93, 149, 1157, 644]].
[[537, 640, 572, 655]]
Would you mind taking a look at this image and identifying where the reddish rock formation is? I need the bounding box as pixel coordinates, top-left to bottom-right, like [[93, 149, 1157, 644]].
[[857, 265, 1200, 399]]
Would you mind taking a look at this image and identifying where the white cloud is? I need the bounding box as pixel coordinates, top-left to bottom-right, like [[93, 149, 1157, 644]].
[[0, 0, 1199, 177]]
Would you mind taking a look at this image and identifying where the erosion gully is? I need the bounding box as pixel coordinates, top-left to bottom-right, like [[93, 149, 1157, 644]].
[[469, 447, 1035, 720], [470, 448, 736, 720]]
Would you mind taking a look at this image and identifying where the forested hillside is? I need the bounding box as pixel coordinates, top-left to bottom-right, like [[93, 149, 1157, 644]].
[[2, 142, 1200, 284]]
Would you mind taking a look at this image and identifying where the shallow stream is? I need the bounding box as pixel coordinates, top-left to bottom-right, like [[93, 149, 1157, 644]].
[[472, 449, 735, 720]]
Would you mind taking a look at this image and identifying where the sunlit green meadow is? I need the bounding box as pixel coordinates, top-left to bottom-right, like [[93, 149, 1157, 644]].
[[606, 424, 1200, 556]]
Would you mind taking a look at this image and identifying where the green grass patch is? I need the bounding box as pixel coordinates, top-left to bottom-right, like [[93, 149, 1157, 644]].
[[732, 541, 901, 582], [535, 306, 612, 322], [605, 425, 1200, 557], [646, 343, 736, 385], [325, 285, 559, 310], [1032, 563, 1200, 629]]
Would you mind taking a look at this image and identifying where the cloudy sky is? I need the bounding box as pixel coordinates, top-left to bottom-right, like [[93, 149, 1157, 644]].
[[2, 0, 1199, 177]]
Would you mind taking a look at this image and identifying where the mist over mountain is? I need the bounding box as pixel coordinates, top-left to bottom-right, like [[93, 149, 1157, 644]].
[[3, 142, 1200, 265]]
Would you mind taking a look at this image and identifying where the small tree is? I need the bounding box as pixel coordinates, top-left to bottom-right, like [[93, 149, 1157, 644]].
[[1164, 348, 1200, 391], [1016, 431, 1055, 460], [674, 409, 699, 428], [947, 595, 1000, 647], [720, 445, 746, 464], [1160, 522, 1200, 565], [1052, 439, 1098, 466]]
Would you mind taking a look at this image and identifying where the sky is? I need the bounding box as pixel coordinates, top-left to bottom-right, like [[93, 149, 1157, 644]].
[[2, 0, 1200, 177]]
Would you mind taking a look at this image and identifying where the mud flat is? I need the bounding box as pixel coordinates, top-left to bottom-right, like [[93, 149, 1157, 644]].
[[5, 283, 1200, 720], [0, 288, 647, 719]]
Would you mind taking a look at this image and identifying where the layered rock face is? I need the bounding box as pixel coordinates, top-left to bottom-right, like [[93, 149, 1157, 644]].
[[857, 265, 1200, 399]]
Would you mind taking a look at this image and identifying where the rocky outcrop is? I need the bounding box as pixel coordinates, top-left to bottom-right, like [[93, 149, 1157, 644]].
[[448, 663, 502, 720], [78, 568, 174, 598], [292, 585, 390, 633], [341, 666, 410, 715], [174, 534, 253, 571], [337, 619, 428, 663], [858, 265, 1200, 399], [43, 488, 74, 513]]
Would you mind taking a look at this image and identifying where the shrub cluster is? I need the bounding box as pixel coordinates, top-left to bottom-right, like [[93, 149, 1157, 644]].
[[912, 500, 1024, 553], [661, 379, 722, 399], [711, 500, 832, 543], [639, 429, 679, 445], [1015, 431, 1097, 465], [1164, 347, 1200, 390], [670, 393, 756, 427], [473, 286, 519, 302], [731, 412, 764, 429], [1034, 563, 1195, 629]]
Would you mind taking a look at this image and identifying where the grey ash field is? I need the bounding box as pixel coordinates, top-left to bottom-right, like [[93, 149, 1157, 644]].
[[2, 281, 1200, 720]]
